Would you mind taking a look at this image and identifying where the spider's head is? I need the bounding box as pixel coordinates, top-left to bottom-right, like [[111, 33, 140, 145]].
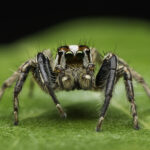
[[57, 45, 91, 66]]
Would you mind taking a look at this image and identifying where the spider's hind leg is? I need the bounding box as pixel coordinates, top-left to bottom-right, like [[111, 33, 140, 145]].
[[0, 71, 20, 100]]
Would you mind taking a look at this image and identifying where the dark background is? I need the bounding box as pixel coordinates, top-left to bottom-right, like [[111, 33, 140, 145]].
[[0, 8, 149, 44]]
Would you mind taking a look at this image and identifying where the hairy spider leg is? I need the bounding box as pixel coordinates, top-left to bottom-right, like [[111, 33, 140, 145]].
[[118, 57, 150, 97], [123, 67, 139, 129], [96, 54, 117, 131], [37, 53, 67, 118], [111, 64, 139, 130], [0, 71, 20, 100], [130, 69, 150, 97], [14, 61, 32, 125], [90, 48, 103, 65]]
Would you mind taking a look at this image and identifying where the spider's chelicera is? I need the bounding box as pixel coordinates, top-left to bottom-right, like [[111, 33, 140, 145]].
[[0, 45, 150, 131]]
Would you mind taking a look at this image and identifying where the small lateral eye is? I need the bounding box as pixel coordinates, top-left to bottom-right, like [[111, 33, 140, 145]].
[[85, 48, 90, 52], [58, 51, 63, 56], [85, 49, 90, 54]]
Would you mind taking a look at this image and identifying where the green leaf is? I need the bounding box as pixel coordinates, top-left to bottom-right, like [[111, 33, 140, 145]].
[[0, 18, 150, 150]]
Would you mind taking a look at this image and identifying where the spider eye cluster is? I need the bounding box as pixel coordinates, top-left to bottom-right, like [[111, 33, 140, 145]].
[[65, 50, 84, 59], [57, 45, 90, 63]]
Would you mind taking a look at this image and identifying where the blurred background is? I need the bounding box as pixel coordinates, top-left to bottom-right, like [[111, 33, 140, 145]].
[[0, 7, 150, 44]]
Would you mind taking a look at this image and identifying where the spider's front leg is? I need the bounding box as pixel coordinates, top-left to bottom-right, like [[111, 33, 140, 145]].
[[95, 54, 117, 131], [95, 53, 139, 131], [37, 53, 67, 118]]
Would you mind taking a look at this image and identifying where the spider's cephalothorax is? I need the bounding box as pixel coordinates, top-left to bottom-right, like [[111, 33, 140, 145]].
[[0, 45, 150, 132], [53, 45, 95, 90]]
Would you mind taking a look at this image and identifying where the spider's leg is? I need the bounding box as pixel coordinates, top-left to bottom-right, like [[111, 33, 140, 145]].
[[14, 61, 32, 125], [0, 71, 20, 100], [37, 53, 66, 118], [96, 54, 117, 131], [95, 57, 110, 89], [118, 57, 150, 97], [130, 68, 150, 97], [90, 48, 103, 65], [123, 67, 139, 129]]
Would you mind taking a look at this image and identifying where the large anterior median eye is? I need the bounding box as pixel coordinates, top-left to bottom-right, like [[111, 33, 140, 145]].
[[76, 51, 84, 60], [65, 51, 73, 60]]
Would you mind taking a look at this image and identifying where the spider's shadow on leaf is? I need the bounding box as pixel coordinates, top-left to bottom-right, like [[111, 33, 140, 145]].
[[18, 100, 132, 128]]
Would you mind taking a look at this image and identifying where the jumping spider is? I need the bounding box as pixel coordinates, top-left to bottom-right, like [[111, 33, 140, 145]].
[[0, 45, 150, 131]]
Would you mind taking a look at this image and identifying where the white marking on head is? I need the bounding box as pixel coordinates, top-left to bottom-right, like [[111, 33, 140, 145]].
[[69, 45, 79, 55]]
